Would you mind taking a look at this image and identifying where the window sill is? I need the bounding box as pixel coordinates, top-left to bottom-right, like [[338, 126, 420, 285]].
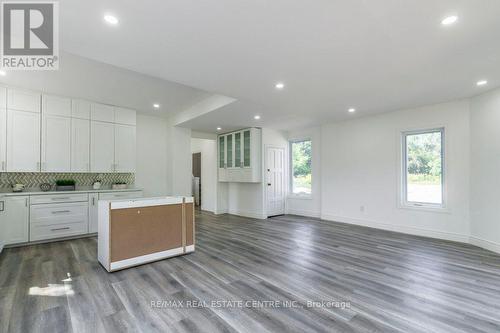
[[287, 195, 313, 201], [398, 204, 451, 214]]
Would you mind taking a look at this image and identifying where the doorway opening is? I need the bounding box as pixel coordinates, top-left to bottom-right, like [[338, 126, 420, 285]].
[[192, 152, 201, 208]]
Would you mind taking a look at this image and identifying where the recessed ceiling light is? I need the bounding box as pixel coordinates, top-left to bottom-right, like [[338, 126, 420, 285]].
[[476, 80, 488, 86], [254, 115, 261, 120], [104, 14, 119, 25], [348, 108, 356, 113], [275, 82, 285, 90], [153, 103, 160, 109], [441, 15, 458, 26], [216, 127, 222, 131], [0, 70, 6, 76]]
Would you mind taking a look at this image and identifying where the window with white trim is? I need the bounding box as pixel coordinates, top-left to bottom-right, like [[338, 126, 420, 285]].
[[290, 139, 312, 196], [402, 128, 444, 208]]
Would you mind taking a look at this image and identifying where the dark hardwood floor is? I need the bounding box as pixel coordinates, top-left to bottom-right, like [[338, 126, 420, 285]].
[[1, 212, 500, 332]]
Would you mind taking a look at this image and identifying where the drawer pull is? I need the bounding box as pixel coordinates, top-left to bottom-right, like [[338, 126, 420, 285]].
[[51, 210, 71, 214], [51, 197, 71, 201], [51, 227, 70, 231]]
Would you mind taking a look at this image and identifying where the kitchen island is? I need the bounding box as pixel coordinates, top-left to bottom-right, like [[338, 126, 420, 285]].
[[98, 196, 195, 272]]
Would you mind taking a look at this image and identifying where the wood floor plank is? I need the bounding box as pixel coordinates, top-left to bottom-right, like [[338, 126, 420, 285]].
[[1, 211, 500, 332]]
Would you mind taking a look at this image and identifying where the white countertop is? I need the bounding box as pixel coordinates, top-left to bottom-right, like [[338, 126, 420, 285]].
[[104, 196, 194, 209], [0, 186, 142, 197]]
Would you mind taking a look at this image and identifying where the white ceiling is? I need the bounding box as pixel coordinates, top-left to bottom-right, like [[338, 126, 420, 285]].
[[31, 1, 500, 130], [0, 52, 211, 117]]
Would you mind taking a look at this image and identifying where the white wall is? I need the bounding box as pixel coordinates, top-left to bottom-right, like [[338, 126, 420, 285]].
[[320, 100, 471, 242], [168, 124, 192, 196], [287, 127, 321, 217], [191, 138, 217, 213], [223, 128, 287, 219], [135, 114, 169, 196], [469, 89, 500, 253]]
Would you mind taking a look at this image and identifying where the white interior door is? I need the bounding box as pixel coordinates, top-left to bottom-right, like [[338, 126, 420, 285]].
[[266, 147, 285, 217]]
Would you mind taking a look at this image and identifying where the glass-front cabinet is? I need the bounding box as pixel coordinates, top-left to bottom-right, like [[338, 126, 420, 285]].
[[218, 128, 261, 183]]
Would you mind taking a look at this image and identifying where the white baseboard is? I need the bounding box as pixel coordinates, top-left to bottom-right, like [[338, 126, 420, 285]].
[[321, 213, 470, 243], [469, 236, 500, 254], [228, 209, 267, 220], [287, 208, 321, 218]]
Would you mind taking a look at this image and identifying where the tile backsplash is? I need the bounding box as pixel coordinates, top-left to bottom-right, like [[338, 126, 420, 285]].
[[0, 172, 135, 189]]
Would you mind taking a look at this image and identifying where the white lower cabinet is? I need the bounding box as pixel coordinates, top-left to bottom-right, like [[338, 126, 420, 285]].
[[30, 194, 89, 242], [0, 196, 29, 245], [88, 193, 98, 233], [0, 190, 143, 246]]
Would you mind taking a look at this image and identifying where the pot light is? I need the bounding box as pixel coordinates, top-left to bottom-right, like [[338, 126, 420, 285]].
[[153, 103, 160, 109], [0, 70, 6, 76], [441, 15, 458, 26], [275, 82, 285, 90], [348, 108, 356, 113], [216, 127, 222, 131], [104, 14, 119, 25], [254, 115, 261, 120], [476, 80, 488, 86]]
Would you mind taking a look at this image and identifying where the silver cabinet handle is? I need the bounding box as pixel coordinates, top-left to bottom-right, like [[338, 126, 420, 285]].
[[0, 201, 4, 211], [1, 161, 5, 171], [51, 210, 71, 214], [51, 227, 70, 231], [25, 198, 28, 207], [51, 197, 70, 201], [92, 197, 95, 205]]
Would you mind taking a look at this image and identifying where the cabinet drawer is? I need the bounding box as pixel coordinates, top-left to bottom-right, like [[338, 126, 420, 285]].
[[30, 193, 88, 205], [30, 221, 88, 241], [99, 191, 143, 201], [30, 202, 88, 225]]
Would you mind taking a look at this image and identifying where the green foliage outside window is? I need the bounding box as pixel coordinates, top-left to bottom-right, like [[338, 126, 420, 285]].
[[291, 140, 312, 194]]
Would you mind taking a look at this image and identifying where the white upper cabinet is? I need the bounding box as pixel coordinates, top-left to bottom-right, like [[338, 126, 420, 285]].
[[41, 115, 71, 172], [42, 95, 71, 117], [41, 95, 72, 172], [91, 121, 115, 172], [71, 118, 90, 172], [0, 87, 6, 172], [7, 109, 41, 172], [114, 107, 136, 126], [71, 99, 91, 119], [7, 89, 40, 113], [91, 103, 114, 123], [218, 128, 261, 183], [114, 124, 136, 173]]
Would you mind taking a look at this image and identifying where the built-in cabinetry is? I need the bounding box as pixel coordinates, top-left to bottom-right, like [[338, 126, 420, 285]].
[[218, 128, 261, 183], [0, 189, 143, 247], [30, 193, 89, 241], [91, 104, 137, 173], [6, 89, 41, 172], [0, 87, 137, 173], [0, 87, 6, 172], [0, 196, 29, 245]]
